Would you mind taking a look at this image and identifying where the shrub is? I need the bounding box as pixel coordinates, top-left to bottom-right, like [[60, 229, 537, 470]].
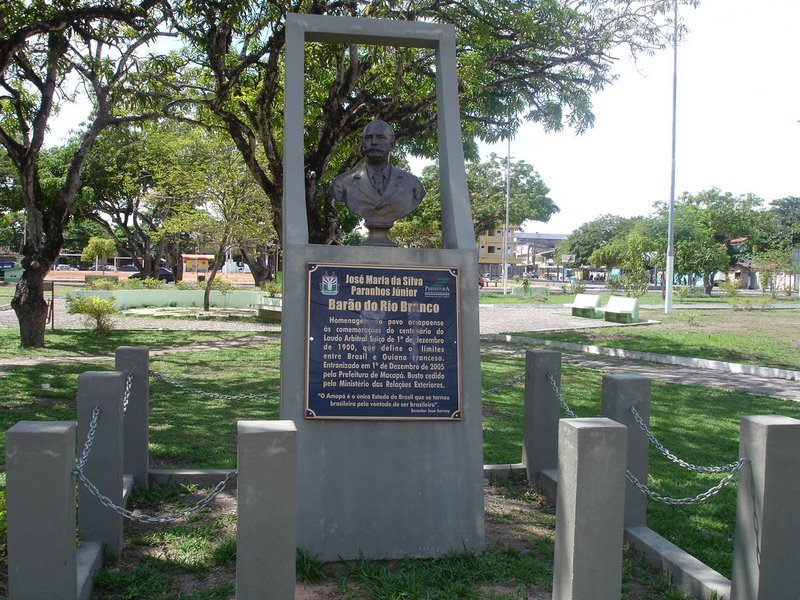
[[570, 279, 587, 295], [176, 280, 198, 290], [119, 277, 146, 289], [87, 277, 119, 291], [673, 286, 697, 302], [66, 295, 117, 335], [619, 272, 649, 298], [210, 278, 235, 293], [261, 280, 282, 297], [85, 275, 118, 287], [140, 277, 165, 289], [718, 279, 741, 297]]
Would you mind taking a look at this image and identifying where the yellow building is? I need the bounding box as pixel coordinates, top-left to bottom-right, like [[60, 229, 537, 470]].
[[477, 225, 520, 276]]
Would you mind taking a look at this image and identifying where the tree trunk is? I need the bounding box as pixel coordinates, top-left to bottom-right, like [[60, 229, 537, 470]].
[[203, 243, 227, 311], [240, 244, 271, 286], [11, 269, 50, 348], [703, 274, 714, 296]]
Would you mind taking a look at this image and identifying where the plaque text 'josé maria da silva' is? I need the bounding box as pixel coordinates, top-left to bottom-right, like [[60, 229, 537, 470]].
[[306, 263, 461, 420]]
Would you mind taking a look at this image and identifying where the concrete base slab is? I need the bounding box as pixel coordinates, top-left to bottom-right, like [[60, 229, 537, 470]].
[[149, 469, 235, 488], [625, 526, 731, 600], [77, 541, 103, 600], [483, 463, 526, 482], [538, 468, 558, 503]]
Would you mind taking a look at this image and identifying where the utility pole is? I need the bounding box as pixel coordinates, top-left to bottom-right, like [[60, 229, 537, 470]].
[[502, 137, 511, 295], [665, 0, 679, 313]]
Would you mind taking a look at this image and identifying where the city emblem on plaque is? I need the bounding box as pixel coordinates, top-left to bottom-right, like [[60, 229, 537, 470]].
[[320, 271, 339, 295]]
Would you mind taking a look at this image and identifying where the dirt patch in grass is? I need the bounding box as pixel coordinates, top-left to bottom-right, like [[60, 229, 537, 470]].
[[484, 484, 555, 552]]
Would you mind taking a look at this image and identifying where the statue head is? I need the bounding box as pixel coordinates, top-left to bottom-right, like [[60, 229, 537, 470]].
[[362, 120, 395, 168]]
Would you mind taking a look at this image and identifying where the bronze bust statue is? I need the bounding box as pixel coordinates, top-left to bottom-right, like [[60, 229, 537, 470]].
[[330, 120, 425, 246]]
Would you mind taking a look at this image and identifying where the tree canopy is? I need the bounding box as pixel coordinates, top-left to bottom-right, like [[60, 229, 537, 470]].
[[0, 0, 170, 345], [166, 0, 696, 244], [558, 189, 796, 296], [392, 155, 556, 247], [0, 0, 701, 346]]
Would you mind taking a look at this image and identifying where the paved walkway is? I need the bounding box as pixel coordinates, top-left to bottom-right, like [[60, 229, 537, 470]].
[[2, 299, 797, 402]]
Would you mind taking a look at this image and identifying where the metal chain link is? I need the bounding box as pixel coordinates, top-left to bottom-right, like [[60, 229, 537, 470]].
[[76, 405, 100, 472], [149, 369, 278, 401], [546, 371, 578, 418], [73, 404, 237, 523], [630, 406, 741, 473], [625, 460, 745, 505], [122, 371, 134, 415], [481, 372, 525, 399], [542, 372, 745, 505], [75, 468, 237, 523]]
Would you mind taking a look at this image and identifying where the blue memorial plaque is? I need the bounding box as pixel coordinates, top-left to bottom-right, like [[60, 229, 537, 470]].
[[306, 263, 461, 420]]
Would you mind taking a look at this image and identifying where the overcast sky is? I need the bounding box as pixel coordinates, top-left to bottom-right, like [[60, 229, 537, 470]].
[[48, 1, 798, 239], [479, 0, 800, 236]]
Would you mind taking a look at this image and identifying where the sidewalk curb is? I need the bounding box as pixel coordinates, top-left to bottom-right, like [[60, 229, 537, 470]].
[[482, 333, 800, 382]]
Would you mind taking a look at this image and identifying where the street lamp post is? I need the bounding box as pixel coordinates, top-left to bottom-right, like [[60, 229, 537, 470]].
[[502, 137, 511, 295], [664, 0, 679, 313]]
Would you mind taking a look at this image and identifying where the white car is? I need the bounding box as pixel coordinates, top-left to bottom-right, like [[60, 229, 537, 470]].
[[55, 264, 77, 271]]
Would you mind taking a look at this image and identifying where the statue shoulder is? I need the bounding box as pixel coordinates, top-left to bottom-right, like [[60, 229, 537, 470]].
[[329, 166, 360, 199]]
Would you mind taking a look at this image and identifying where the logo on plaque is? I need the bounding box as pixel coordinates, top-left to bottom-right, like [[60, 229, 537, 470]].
[[320, 272, 339, 295]]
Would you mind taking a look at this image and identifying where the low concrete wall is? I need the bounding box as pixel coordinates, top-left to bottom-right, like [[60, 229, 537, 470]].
[[69, 289, 277, 309]]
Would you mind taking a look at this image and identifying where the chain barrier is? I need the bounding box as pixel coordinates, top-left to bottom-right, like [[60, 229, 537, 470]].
[[543, 371, 745, 505], [630, 406, 741, 474], [546, 371, 578, 418], [73, 404, 237, 523], [149, 369, 278, 401], [122, 371, 133, 415], [76, 405, 100, 472], [625, 460, 745, 505], [481, 373, 525, 399], [75, 467, 237, 523]]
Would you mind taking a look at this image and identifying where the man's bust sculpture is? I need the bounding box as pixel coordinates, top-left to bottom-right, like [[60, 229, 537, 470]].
[[330, 119, 425, 246]]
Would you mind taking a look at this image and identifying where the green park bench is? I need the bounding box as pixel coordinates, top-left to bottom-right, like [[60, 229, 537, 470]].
[[598, 295, 639, 323], [564, 293, 602, 318]]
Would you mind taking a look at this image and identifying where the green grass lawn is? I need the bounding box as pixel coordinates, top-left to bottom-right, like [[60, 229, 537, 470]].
[[0, 328, 260, 359], [517, 308, 800, 370], [2, 317, 797, 595]]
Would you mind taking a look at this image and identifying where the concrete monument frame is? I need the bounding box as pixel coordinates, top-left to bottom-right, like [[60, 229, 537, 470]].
[[281, 13, 484, 560]]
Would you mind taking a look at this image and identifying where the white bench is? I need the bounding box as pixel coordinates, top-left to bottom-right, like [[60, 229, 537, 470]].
[[598, 296, 639, 323], [564, 293, 602, 318]]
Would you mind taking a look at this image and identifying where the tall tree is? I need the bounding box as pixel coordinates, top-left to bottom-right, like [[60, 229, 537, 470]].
[[152, 127, 276, 306], [392, 155, 556, 247], [769, 196, 800, 249], [78, 122, 198, 278], [0, 0, 168, 346], [557, 213, 637, 267], [167, 0, 695, 246]]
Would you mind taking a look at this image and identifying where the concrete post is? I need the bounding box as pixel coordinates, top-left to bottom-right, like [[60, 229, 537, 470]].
[[522, 349, 562, 488], [6, 421, 77, 600], [115, 346, 149, 490], [731, 415, 800, 600], [553, 418, 627, 600], [236, 420, 297, 600], [77, 371, 125, 558], [600, 374, 651, 528]]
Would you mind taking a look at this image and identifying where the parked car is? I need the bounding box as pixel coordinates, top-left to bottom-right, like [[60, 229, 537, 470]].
[[85, 265, 115, 271], [128, 267, 175, 283], [117, 264, 139, 271], [55, 264, 77, 271]]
